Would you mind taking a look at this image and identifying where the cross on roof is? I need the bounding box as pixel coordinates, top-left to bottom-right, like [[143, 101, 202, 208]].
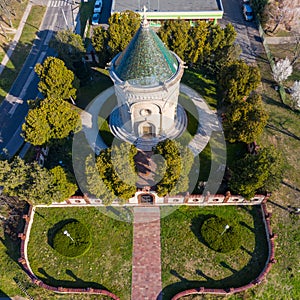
[[142, 5, 149, 28]]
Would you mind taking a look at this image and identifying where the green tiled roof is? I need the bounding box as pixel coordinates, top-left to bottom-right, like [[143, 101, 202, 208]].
[[114, 25, 179, 86]]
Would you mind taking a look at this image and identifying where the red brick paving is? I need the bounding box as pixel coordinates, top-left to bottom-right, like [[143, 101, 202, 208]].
[[131, 207, 162, 300]]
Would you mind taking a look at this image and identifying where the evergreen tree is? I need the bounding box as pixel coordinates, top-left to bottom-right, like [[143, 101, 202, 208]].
[[35, 56, 77, 102], [223, 93, 269, 143], [229, 146, 284, 199], [219, 60, 261, 103], [22, 97, 81, 146], [0, 157, 76, 205], [49, 29, 85, 70]]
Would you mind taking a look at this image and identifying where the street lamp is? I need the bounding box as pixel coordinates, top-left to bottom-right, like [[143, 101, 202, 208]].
[[63, 230, 74, 242], [220, 224, 230, 236]]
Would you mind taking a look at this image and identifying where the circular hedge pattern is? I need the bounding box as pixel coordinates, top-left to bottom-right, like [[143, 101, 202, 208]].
[[200, 216, 242, 253], [52, 220, 91, 258]]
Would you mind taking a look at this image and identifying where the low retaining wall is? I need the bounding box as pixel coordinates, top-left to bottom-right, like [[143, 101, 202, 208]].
[[171, 203, 276, 299], [18, 206, 120, 300], [53, 192, 269, 206]]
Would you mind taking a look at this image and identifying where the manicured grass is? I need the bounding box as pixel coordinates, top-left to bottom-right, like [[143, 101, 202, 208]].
[[160, 205, 269, 300], [76, 68, 113, 109], [0, 5, 46, 102], [182, 69, 219, 109], [27, 207, 133, 299]]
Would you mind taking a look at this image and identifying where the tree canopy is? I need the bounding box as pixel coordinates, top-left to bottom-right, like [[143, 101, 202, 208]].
[[35, 56, 78, 101], [92, 10, 141, 65], [229, 146, 284, 199], [85, 142, 138, 203], [0, 157, 77, 205], [155, 139, 194, 196], [22, 97, 81, 146], [49, 29, 85, 70], [223, 93, 269, 143], [219, 60, 261, 103]]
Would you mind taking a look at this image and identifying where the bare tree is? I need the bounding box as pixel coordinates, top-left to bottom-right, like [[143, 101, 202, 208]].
[[0, 0, 16, 28], [263, 0, 300, 33]]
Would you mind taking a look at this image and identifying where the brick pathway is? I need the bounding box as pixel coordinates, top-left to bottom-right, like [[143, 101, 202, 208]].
[[131, 207, 162, 300]]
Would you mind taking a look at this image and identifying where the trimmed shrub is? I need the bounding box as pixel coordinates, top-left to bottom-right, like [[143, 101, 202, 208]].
[[52, 220, 91, 258], [200, 216, 242, 253]]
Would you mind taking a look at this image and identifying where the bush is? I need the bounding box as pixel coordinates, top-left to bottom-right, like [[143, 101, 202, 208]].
[[200, 216, 242, 253], [52, 220, 91, 258]]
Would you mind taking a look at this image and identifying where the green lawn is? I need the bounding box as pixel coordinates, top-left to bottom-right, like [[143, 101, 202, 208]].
[[182, 69, 219, 109], [160, 205, 269, 300], [76, 68, 113, 109], [246, 47, 300, 300], [0, 5, 46, 102], [27, 207, 133, 299]]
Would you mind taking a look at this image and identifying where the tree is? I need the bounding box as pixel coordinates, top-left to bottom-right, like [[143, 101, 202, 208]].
[[223, 93, 269, 143], [155, 139, 194, 196], [229, 146, 284, 199], [86, 143, 137, 202], [35, 57, 77, 102], [272, 57, 293, 84], [290, 81, 300, 109], [22, 97, 81, 146], [0, 157, 77, 205], [107, 11, 141, 57], [50, 166, 77, 203], [260, 0, 300, 33], [49, 29, 85, 70], [219, 60, 261, 103], [85, 154, 115, 204], [187, 21, 210, 65], [92, 10, 140, 64], [0, 0, 14, 28], [158, 20, 191, 61]]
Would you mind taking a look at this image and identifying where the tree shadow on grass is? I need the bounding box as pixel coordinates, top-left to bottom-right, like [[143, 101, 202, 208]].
[[37, 267, 109, 290], [161, 206, 269, 300]]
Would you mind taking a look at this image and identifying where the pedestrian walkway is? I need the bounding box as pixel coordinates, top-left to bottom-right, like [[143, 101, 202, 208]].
[[131, 207, 162, 300], [48, 0, 74, 7], [0, 2, 33, 75]]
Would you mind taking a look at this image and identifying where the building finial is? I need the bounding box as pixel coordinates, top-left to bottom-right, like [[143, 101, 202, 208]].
[[142, 5, 149, 28]]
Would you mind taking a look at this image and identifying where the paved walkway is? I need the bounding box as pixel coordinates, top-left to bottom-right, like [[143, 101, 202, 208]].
[[0, 1, 33, 75], [131, 207, 162, 300]]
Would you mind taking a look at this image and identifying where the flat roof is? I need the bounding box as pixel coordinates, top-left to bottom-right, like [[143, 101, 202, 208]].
[[112, 0, 223, 13]]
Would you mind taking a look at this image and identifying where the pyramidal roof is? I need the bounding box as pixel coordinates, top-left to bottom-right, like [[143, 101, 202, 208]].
[[113, 18, 179, 87]]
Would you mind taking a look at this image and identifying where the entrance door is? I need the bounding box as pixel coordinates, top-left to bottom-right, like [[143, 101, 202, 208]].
[[143, 125, 152, 136], [139, 193, 154, 204]]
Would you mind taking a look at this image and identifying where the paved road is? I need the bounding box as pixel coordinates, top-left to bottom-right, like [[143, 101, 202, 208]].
[[0, 0, 76, 157], [220, 0, 264, 65]]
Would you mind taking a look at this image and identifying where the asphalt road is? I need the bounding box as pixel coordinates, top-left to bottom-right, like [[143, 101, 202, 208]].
[[0, 1, 75, 157], [220, 0, 264, 65]]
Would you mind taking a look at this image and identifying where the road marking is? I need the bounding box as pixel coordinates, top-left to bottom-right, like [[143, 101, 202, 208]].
[[49, 0, 69, 7]]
